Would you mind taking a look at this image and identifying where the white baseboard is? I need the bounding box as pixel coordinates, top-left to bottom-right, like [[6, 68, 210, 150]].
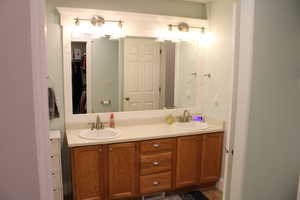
[[217, 178, 224, 192]]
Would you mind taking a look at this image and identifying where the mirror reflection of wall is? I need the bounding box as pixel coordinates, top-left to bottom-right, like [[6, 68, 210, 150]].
[[71, 37, 202, 114], [91, 37, 119, 113], [163, 41, 176, 109], [175, 41, 201, 108]]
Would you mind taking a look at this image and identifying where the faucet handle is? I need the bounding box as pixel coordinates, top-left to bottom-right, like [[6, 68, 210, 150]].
[[88, 122, 96, 130], [96, 115, 101, 123], [176, 116, 184, 123], [100, 122, 109, 129]]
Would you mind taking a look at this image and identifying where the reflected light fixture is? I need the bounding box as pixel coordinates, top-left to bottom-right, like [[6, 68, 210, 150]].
[[72, 15, 125, 39], [156, 22, 211, 44]]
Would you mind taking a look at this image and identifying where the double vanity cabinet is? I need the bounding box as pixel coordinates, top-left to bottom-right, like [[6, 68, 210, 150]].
[[70, 132, 223, 200]]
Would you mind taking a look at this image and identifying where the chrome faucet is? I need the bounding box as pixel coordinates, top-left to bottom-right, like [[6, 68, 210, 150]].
[[89, 115, 106, 130], [177, 110, 192, 123]]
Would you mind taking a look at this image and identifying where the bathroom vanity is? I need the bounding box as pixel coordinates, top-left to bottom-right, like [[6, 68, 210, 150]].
[[67, 122, 223, 200], [59, 7, 225, 200]]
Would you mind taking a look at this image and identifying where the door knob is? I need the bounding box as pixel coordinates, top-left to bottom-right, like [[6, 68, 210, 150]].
[[125, 97, 130, 101]]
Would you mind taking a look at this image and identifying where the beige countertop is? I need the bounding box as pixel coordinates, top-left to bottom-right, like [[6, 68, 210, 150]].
[[66, 120, 224, 147], [49, 130, 61, 140]]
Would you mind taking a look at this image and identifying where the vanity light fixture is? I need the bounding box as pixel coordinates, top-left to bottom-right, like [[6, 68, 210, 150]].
[[157, 22, 207, 43], [168, 22, 205, 33], [72, 15, 125, 39]]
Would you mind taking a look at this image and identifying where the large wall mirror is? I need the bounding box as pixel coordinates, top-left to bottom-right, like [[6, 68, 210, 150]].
[[71, 36, 202, 114], [58, 8, 208, 119]]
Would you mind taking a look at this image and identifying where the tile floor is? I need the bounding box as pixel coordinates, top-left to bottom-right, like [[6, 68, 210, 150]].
[[202, 189, 222, 200], [64, 189, 222, 200]]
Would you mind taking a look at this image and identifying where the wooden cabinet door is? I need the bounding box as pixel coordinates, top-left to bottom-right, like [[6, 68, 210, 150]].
[[176, 135, 203, 188], [200, 133, 223, 184], [108, 143, 137, 199], [72, 145, 105, 200]]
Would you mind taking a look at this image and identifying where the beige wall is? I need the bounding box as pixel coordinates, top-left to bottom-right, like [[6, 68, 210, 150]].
[[48, 0, 207, 19], [200, 0, 236, 123], [199, 0, 237, 185], [237, 0, 300, 199]]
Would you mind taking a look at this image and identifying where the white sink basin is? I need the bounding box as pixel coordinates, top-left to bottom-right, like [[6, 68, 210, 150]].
[[172, 121, 209, 131], [79, 128, 121, 140]]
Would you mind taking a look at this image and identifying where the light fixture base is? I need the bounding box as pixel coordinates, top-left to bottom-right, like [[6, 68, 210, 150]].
[[178, 23, 190, 32], [90, 15, 105, 26]]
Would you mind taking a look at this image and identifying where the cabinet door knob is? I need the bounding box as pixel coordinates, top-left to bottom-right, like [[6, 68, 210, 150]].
[[153, 181, 160, 186], [153, 143, 160, 148], [153, 161, 160, 166], [109, 148, 113, 152], [98, 149, 103, 152]]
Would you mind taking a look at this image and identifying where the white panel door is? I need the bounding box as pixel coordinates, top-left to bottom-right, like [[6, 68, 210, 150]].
[[123, 38, 160, 111]]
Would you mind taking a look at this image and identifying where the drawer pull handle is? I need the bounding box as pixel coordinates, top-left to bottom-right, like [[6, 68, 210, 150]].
[[153, 161, 160, 166], [153, 144, 160, 148], [153, 181, 160, 186]]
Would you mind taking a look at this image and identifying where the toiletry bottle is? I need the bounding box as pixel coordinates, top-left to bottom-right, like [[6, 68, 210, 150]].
[[166, 114, 175, 125], [109, 113, 115, 128]]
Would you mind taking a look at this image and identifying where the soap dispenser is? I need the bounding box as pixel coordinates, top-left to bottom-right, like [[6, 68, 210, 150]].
[[109, 113, 115, 128]]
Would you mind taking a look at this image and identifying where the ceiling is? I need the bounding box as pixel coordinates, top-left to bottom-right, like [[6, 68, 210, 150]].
[[183, 0, 215, 3]]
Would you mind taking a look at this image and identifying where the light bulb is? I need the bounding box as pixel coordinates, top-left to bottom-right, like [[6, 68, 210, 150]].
[[91, 26, 105, 39], [71, 24, 82, 38], [198, 32, 216, 46]]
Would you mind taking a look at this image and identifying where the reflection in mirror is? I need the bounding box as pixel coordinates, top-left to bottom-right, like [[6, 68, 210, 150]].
[[71, 42, 87, 114], [71, 36, 201, 114], [91, 38, 119, 113]]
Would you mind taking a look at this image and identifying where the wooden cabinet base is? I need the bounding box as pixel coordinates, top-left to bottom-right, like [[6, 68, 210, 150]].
[[71, 132, 223, 200], [140, 172, 172, 194]]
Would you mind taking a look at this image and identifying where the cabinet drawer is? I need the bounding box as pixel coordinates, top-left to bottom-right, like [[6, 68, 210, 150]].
[[140, 139, 175, 154], [51, 171, 61, 188], [50, 139, 60, 156], [50, 154, 60, 172], [140, 172, 171, 194], [53, 187, 62, 200], [140, 152, 172, 175]]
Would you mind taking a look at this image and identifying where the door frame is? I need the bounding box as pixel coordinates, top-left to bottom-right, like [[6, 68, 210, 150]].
[[159, 43, 166, 109], [224, 0, 255, 199], [222, 1, 240, 199], [29, 0, 53, 199]]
